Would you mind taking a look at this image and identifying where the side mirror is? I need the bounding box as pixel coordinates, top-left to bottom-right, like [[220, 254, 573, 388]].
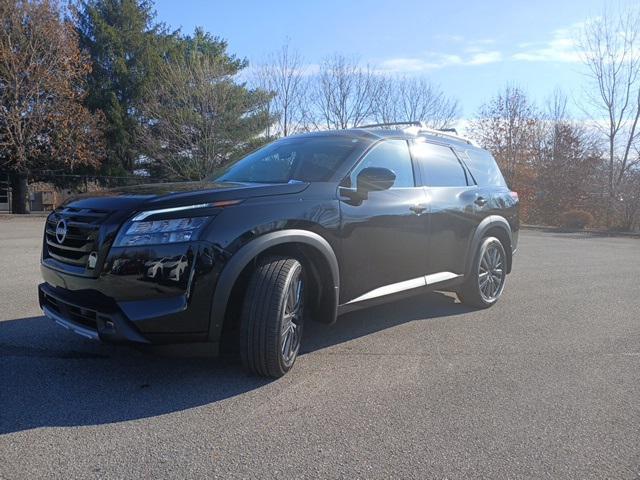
[[357, 167, 396, 196]]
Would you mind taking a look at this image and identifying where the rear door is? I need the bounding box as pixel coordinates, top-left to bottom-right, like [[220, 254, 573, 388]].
[[410, 139, 481, 276], [338, 139, 430, 303]]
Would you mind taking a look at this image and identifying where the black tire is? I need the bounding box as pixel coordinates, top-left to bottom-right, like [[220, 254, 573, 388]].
[[458, 236, 507, 309], [240, 256, 305, 378]]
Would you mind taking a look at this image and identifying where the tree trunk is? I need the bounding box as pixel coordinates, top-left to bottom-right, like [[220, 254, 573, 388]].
[[10, 171, 30, 214]]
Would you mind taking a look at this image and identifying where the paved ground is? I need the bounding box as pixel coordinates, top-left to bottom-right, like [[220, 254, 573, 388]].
[[1, 216, 639, 479]]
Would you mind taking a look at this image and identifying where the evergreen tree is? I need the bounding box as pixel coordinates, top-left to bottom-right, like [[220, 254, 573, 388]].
[[138, 29, 274, 180], [74, 0, 172, 177]]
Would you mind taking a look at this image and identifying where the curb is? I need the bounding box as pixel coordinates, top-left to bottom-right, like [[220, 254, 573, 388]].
[[0, 212, 49, 218], [521, 224, 640, 238]]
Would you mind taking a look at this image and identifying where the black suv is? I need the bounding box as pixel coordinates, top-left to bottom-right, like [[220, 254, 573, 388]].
[[39, 123, 518, 377]]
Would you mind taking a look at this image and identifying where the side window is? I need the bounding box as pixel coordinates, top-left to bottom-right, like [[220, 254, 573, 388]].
[[350, 139, 415, 188], [411, 141, 468, 187]]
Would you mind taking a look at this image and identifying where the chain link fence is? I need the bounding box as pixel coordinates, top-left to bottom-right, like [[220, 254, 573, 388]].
[[0, 170, 165, 213]]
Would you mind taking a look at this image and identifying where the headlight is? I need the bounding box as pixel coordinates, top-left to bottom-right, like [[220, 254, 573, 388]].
[[114, 217, 210, 247], [113, 200, 242, 247]]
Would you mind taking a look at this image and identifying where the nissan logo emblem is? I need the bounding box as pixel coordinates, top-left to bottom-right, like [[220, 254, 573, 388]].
[[55, 219, 68, 244]]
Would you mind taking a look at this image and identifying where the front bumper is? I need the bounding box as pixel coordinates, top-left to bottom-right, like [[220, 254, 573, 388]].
[[39, 283, 149, 342], [39, 240, 221, 344]]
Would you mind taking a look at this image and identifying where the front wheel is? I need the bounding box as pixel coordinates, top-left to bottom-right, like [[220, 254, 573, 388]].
[[240, 256, 305, 378], [457, 236, 507, 308]]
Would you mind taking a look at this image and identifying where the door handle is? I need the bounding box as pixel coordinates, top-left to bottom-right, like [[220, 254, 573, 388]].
[[409, 204, 427, 215], [474, 196, 488, 207]]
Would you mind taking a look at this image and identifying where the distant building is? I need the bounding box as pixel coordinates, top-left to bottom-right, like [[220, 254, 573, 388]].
[[0, 171, 9, 212], [0, 171, 60, 213]]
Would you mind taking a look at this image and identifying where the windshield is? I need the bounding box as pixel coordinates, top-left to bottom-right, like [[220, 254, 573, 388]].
[[217, 136, 365, 184]]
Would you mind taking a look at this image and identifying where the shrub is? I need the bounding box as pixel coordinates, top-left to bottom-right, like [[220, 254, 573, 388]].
[[559, 210, 594, 229]]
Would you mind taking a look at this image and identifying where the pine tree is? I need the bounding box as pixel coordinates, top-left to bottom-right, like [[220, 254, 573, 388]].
[[138, 29, 274, 180], [74, 0, 171, 177]]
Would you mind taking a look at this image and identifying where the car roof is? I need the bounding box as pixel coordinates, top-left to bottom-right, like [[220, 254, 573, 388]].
[[285, 127, 478, 150]]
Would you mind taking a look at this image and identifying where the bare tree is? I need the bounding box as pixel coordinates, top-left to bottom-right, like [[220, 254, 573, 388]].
[[545, 87, 569, 124], [578, 7, 640, 225], [256, 54, 458, 133], [139, 54, 272, 180], [255, 42, 309, 137], [369, 75, 394, 124], [467, 85, 538, 185], [373, 76, 459, 129], [313, 54, 378, 129], [533, 89, 603, 225], [619, 169, 640, 231], [0, 0, 104, 213]]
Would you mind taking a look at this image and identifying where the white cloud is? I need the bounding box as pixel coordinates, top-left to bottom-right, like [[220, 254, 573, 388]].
[[512, 22, 585, 63], [378, 49, 502, 73], [468, 51, 503, 65], [377, 36, 502, 73], [434, 33, 465, 43], [465, 39, 497, 54], [378, 54, 460, 72]]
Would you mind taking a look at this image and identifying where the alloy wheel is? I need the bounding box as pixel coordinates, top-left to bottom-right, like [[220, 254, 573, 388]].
[[281, 269, 304, 364], [478, 242, 506, 302]]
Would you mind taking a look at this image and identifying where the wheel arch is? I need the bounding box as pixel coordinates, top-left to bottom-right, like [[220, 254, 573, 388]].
[[465, 215, 514, 277], [208, 229, 340, 343]]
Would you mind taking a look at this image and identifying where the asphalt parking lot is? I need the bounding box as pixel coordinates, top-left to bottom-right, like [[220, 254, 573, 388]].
[[1, 216, 639, 479]]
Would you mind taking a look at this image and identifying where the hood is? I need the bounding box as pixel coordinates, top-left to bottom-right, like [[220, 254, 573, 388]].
[[62, 181, 310, 212]]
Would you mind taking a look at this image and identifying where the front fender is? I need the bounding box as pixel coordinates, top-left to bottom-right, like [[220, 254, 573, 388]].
[[207, 229, 340, 342]]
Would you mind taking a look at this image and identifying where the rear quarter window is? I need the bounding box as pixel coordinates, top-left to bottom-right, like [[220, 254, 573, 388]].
[[462, 149, 508, 188]]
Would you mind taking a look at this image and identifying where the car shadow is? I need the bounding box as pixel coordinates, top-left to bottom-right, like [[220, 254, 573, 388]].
[[0, 292, 469, 434], [301, 291, 470, 353]]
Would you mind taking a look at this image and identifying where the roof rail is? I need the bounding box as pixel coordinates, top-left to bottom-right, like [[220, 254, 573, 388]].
[[356, 121, 422, 129], [415, 125, 473, 145], [356, 121, 473, 145]]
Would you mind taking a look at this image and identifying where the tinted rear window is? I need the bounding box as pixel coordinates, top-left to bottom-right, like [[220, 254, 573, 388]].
[[462, 149, 508, 187]]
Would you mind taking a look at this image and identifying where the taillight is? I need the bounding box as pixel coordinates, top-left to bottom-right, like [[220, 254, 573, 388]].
[[509, 191, 519, 201]]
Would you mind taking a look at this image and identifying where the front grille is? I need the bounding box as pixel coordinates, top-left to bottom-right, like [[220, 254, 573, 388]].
[[42, 291, 98, 330], [45, 207, 110, 268]]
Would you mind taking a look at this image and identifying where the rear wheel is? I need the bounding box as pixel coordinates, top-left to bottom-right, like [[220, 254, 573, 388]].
[[240, 256, 305, 378], [458, 236, 507, 308]]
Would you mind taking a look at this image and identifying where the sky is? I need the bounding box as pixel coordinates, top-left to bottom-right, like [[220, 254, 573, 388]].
[[154, 0, 617, 119]]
